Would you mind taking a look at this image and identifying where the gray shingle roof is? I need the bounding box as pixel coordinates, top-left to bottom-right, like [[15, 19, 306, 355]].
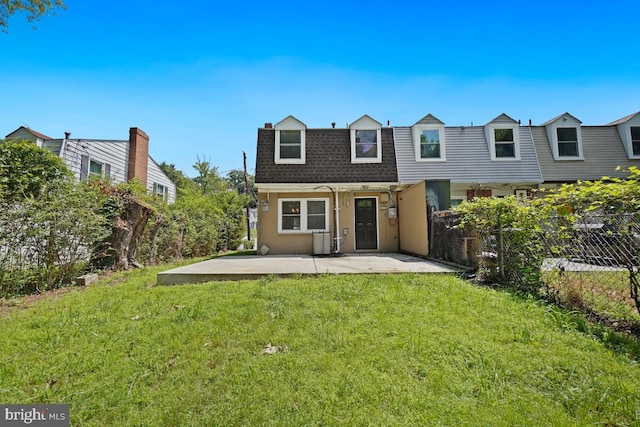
[[255, 128, 398, 184]]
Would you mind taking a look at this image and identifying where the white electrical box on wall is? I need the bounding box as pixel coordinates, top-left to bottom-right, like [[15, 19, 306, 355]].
[[388, 207, 397, 218]]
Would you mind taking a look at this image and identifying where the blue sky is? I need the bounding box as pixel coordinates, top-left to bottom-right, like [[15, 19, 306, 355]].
[[2, 0, 639, 177]]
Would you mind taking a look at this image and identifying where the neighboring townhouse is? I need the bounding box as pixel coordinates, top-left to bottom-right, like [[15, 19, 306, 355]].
[[5, 126, 176, 203], [393, 113, 543, 206], [6, 126, 52, 148], [255, 115, 399, 255], [390, 113, 543, 256], [529, 112, 640, 188], [255, 110, 640, 257]]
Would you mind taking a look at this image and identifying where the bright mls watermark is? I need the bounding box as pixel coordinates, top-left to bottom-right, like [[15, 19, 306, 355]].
[[1, 405, 69, 426]]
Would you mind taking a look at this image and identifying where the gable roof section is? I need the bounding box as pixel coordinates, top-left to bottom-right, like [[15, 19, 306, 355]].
[[5, 126, 53, 140], [608, 111, 640, 126], [486, 113, 519, 125], [255, 127, 398, 184], [350, 114, 382, 128], [540, 112, 582, 126], [413, 114, 444, 126], [275, 115, 306, 129], [393, 125, 542, 184]]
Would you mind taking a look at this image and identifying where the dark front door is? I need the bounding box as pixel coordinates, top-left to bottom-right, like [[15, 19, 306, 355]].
[[355, 198, 377, 250]]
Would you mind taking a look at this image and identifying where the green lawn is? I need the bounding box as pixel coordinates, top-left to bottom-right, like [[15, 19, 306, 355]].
[[1, 266, 640, 426]]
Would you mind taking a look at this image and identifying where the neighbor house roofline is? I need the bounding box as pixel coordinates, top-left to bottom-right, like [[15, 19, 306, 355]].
[[5, 126, 53, 140]]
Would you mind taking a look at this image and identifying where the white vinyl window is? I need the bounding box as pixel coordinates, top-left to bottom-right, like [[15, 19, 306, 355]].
[[275, 116, 306, 164], [84, 158, 111, 180], [278, 198, 329, 233], [487, 124, 520, 161], [153, 183, 168, 201], [556, 127, 580, 157], [413, 125, 445, 161], [275, 129, 305, 163], [494, 128, 515, 158], [632, 126, 640, 156]]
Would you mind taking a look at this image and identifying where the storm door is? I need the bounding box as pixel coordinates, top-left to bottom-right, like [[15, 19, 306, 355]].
[[355, 198, 378, 250]]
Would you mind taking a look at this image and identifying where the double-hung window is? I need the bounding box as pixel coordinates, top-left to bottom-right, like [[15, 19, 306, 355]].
[[279, 198, 329, 233], [153, 183, 168, 201], [413, 124, 445, 161], [89, 160, 103, 177], [494, 128, 516, 158], [350, 115, 382, 163], [557, 127, 579, 157], [420, 130, 440, 158], [355, 130, 378, 159], [83, 157, 111, 180], [279, 130, 302, 160], [274, 116, 306, 164], [632, 126, 640, 156]]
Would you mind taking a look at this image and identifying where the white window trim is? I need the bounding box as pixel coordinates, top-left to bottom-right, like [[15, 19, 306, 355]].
[[628, 126, 640, 159], [277, 197, 330, 234], [413, 124, 446, 161], [552, 126, 584, 160], [275, 129, 306, 164], [487, 124, 521, 161], [350, 128, 382, 164], [89, 159, 103, 177], [88, 159, 111, 180], [153, 182, 168, 201]]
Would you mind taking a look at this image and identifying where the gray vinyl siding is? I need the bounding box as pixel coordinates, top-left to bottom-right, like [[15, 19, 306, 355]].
[[59, 139, 129, 184], [531, 126, 640, 182], [147, 156, 176, 203], [393, 126, 543, 184]]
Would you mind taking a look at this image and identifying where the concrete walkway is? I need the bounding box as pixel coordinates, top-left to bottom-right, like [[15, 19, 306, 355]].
[[157, 253, 461, 285]]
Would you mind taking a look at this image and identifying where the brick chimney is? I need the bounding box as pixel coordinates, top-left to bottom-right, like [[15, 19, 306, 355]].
[[128, 127, 149, 186]]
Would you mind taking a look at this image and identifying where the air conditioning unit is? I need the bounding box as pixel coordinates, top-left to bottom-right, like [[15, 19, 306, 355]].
[[312, 232, 331, 255]]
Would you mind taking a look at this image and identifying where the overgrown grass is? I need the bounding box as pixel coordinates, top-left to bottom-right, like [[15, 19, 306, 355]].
[[1, 266, 640, 426], [544, 270, 640, 322]]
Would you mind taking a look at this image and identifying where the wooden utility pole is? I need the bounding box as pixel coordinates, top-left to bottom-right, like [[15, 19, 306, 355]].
[[243, 151, 251, 241]]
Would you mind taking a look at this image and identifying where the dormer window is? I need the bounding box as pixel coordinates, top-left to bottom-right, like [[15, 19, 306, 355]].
[[494, 128, 516, 158], [350, 115, 382, 163], [355, 130, 378, 159], [274, 115, 306, 164], [557, 127, 579, 156], [543, 113, 583, 160], [632, 126, 640, 156], [610, 112, 640, 159], [485, 114, 520, 161], [279, 130, 302, 159], [412, 114, 446, 161]]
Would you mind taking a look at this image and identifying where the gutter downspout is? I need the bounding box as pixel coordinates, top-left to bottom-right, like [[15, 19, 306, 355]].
[[334, 189, 340, 254], [314, 185, 339, 254]]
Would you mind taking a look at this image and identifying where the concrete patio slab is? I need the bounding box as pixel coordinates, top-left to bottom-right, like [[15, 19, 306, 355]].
[[157, 253, 461, 285]]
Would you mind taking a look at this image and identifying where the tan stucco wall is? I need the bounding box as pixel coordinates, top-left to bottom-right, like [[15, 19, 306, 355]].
[[397, 181, 429, 256], [256, 190, 398, 255]]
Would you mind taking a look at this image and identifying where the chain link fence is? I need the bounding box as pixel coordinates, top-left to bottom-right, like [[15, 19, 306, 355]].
[[475, 211, 640, 323]]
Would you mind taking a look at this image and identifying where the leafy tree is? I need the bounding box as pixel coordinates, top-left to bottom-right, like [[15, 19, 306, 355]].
[[455, 195, 546, 290], [192, 155, 225, 195], [0, 140, 107, 295], [540, 166, 640, 213], [225, 169, 256, 208], [159, 161, 197, 196], [0, 0, 66, 31], [0, 139, 70, 200]]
